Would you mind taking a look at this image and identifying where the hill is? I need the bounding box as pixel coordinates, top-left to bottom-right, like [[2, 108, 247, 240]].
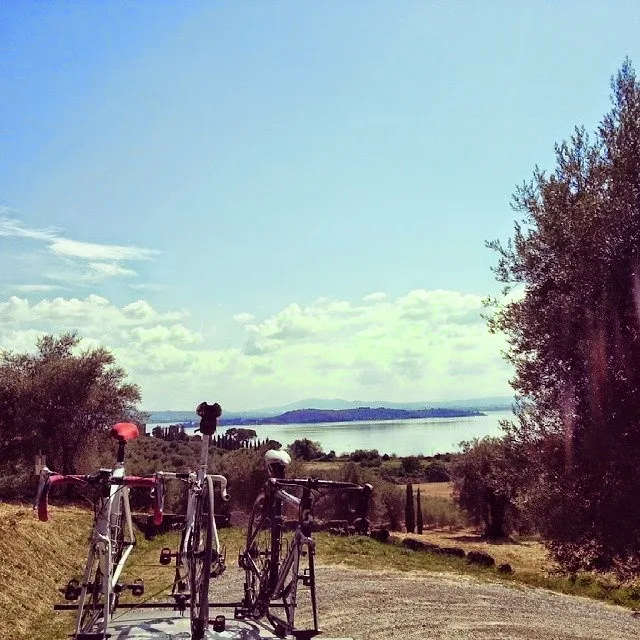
[[218, 406, 483, 426], [148, 396, 511, 423]]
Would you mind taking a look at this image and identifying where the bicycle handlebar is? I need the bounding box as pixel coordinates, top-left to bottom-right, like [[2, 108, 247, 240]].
[[268, 477, 373, 494], [34, 468, 164, 524], [153, 471, 230, 502], [268, 477, 373, 525]]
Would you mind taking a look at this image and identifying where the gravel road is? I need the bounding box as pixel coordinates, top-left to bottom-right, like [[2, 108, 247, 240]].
[[211, 565, 640, 640]]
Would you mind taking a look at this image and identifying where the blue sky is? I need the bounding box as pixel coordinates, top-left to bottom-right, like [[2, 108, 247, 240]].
[[1, 2, 639, 410]]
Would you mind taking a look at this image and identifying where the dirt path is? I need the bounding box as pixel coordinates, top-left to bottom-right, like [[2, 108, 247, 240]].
[[211, 565, 639, 640]]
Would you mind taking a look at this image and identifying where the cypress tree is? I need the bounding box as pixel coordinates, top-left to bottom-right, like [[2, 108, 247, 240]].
[[416, 488, 423, 534], [405, 483, 415, 533]]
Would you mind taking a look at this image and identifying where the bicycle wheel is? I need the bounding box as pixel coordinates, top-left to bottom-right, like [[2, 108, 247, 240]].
[[242, 491, 272, 617], [77, 545, 109, 636], [189, 474, 214, 640]]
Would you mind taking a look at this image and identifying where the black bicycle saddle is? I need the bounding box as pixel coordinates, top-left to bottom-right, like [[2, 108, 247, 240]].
[[196, 401, 222, 435]]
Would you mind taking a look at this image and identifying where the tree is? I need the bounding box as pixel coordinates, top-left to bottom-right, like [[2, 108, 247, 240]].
[[405, 483, 415, 533], [287, 438, 324, 461], [487, 60, 640, 573], [450, 437, 520, 538], [416, 488, 424, 534], [225, 427, 257, 443], [0, 332, 143, 494]]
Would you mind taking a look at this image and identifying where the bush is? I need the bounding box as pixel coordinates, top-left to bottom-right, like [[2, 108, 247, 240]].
[[400, 456, 422, 475], [420, 496, 468, 530], [424, 461, 450, 482], [373, 482, 404, 530], [349, 449, 381, 466], [287, 438, 324, 461]]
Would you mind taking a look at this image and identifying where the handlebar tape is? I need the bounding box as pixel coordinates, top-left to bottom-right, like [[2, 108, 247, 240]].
[[37, 474, 164, 525], [37, 475, 85, 522]]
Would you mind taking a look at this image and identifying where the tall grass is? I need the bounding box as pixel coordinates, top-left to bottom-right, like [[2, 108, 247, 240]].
[[419, 495, 468, 530]]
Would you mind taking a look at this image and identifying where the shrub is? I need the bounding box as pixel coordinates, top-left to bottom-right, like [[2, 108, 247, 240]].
[[373, 482, 404, 530], [400, 456, 422, 475], [287, 438, 324, 461], [423, 461, 450, 482], [349, 449, 381, 466], [420, 496, 468, 530]]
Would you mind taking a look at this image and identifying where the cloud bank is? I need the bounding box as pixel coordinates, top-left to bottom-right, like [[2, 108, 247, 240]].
[[0, 287, 512, 410]]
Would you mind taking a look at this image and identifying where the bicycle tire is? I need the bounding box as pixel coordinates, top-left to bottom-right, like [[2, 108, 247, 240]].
[[77, 545, 109, 636], [242, 490, 272, 617], [189, 474, 214, 640]]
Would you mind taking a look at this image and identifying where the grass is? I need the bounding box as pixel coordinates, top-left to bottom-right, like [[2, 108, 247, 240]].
[[0, 502, 89, 640], [119, 526, 247, 606], [314, 533, 640, 610], [414, 481, 454, 499]]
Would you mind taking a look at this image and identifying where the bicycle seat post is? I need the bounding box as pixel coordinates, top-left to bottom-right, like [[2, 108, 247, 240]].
[[116, 439, 126, 464]]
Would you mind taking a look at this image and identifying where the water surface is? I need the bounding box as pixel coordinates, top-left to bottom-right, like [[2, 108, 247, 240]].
[[148, 410, 513, 456]]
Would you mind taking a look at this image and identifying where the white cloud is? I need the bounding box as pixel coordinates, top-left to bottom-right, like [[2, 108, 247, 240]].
[[88, 263, 138, 278], [398, 289, 483, 323], [50, 238, 156, 261], [233, 312, 255, 324], [0, 287, 513, 410], [0, 216, 158, 287], [0, 295, 184, 328], [130, 283, 164, 291], [363, 292, 387, 303], [130, 324, 203, 345], [9, 284, 63, 293], [0, 216, 58, 241]]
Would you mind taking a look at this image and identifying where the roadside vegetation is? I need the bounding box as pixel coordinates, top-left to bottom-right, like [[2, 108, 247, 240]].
[[3, 500, 640, 640]]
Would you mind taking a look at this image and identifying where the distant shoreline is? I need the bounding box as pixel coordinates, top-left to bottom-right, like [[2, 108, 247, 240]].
[[148, 406, 489, 427], [221, 407, 485, 426]]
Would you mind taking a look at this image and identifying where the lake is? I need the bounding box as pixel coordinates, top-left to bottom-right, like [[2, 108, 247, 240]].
[[147, 409, 514, 457]]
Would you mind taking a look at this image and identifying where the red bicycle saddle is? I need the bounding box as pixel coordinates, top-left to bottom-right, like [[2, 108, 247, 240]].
[[111, 422, 140, 441]]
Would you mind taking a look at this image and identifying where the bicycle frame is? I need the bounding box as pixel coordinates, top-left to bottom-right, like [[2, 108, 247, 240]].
[[34, 424, 161, 640], [240, 476, 372, 638], [156, 430, 229, 585], [154, 419, 229, 639], [267, 481, 318, 633]]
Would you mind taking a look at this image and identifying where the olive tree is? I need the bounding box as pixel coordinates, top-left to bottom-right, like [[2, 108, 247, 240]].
[[487, 60, 640, 574], [0, 332, 143, 496]]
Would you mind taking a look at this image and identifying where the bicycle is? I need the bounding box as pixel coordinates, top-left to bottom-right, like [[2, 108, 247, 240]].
[[34, 421, 163, 640], [238, 449, 373, 639], [154, 401, 230, 640]]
